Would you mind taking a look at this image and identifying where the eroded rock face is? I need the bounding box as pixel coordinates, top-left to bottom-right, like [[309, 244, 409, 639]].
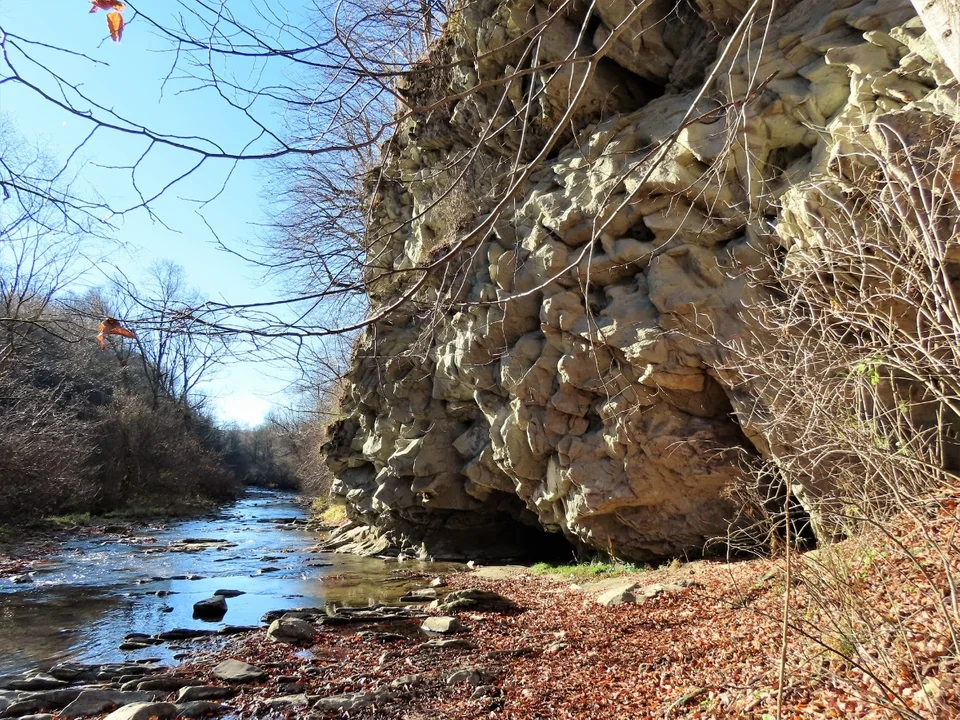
[[324, 0, 959, 560]]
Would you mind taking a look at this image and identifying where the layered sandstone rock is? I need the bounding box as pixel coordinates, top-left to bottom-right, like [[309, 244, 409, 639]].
[[324, 0, 959, 560]]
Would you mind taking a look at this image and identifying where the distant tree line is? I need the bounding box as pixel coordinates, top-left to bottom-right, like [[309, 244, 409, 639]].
[[221, 415, 334, 497], [0, 136, 330, 522]]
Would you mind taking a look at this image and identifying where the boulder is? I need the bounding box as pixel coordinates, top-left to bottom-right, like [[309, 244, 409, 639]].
[[596, 584, 639, 607], [421, 616, 464, 634], [445, 667, 495, 686], [267, 618, 317, 645], [192, 596, 227, 620], [211, 660, 266, 684], [596, 579, 696, 606]]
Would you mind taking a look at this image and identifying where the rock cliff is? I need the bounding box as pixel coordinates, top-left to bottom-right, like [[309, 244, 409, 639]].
[[323, 0, 960, 560]]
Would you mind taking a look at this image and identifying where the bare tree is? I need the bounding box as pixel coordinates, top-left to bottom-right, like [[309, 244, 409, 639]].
[[102, 260, 230, 409]]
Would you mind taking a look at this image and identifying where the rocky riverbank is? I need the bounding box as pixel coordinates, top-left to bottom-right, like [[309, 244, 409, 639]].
[[3, 540, 958, 718], [4, 494, 958, 717], [5, 514, 955, 720]]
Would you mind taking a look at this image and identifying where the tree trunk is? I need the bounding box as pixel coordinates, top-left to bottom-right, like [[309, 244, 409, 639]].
[[911, 0, 960, 82]]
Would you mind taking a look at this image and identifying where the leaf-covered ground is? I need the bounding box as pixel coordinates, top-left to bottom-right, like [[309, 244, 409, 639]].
[[169, 501, 960, 719]]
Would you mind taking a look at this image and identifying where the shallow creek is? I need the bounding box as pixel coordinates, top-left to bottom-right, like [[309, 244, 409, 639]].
[[0, 490, 455, 674]]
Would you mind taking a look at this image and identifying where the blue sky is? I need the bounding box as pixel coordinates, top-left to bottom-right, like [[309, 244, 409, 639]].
[[0, 0, 321, 426]]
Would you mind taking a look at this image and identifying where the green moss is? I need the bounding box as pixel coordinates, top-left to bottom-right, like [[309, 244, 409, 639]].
[[528, 560, 648, 580], [45, 512, 94, 527]]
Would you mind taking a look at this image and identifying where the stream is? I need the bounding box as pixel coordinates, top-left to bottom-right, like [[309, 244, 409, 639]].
[[0, 489, 454, 675]]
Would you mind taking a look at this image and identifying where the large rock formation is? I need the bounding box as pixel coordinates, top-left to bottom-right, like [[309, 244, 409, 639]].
[[324, 0, 959, 560]]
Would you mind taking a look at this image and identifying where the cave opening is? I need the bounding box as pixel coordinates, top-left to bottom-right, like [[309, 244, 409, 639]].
[[758, 469, 818, 552], [720, 391, 819, 554], [420, 492, 581, 563]]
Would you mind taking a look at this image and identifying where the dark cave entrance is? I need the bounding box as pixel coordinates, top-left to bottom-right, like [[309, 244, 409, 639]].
[[762, 472, 818, 551], [418, 493, 580, 563]]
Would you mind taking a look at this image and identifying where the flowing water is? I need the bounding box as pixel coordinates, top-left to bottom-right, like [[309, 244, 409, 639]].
[[0, 490, 455, 675]]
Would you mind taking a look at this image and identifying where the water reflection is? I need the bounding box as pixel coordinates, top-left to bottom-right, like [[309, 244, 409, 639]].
[[0, 490, 458, 674]]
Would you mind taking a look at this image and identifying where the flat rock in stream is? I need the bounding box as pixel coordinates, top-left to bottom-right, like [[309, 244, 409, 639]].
[[213, 589, 244, 598], [0, 675, 67, 692], [176, 686, 234, 702], [0, 693, 19, 715], [0, 688, 84, 717], [118, 642, 152, 651], [172, 701, 222, 718], [168, 539, 236, 553], [119, 678, 199, 692], [157, 629, 216, 641], [218, 625, 258, 636], [101, 702, 176, 720], [47, 665, 94, 683], [261, 608, 325, 624], [59, 690, 162, 718], [212, 660, 266, 684], [322, 607, 422, 625]]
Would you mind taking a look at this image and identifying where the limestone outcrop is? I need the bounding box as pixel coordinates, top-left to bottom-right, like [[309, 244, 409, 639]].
[[324, 0, 960, 560]]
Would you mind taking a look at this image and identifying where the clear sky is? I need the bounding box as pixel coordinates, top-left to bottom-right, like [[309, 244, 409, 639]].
[[0, 0, 321, 426]]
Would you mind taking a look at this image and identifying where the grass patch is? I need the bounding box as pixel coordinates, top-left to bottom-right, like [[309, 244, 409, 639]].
[[315, 502, 348, 526], [102, 496, 217, 519], [32, 496, 219, 529], [0, 524, 22, 543], [529, 560, 648, 580], [45, 512, 94, 527]]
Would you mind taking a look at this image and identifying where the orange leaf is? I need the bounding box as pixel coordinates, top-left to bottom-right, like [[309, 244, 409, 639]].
[[89, 0, 125, 12], [97, 317, 136, 347], [106, 11, 124, 42]]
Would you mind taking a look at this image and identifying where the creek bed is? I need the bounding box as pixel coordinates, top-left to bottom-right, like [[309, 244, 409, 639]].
[[0, 489, 455, 674]]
